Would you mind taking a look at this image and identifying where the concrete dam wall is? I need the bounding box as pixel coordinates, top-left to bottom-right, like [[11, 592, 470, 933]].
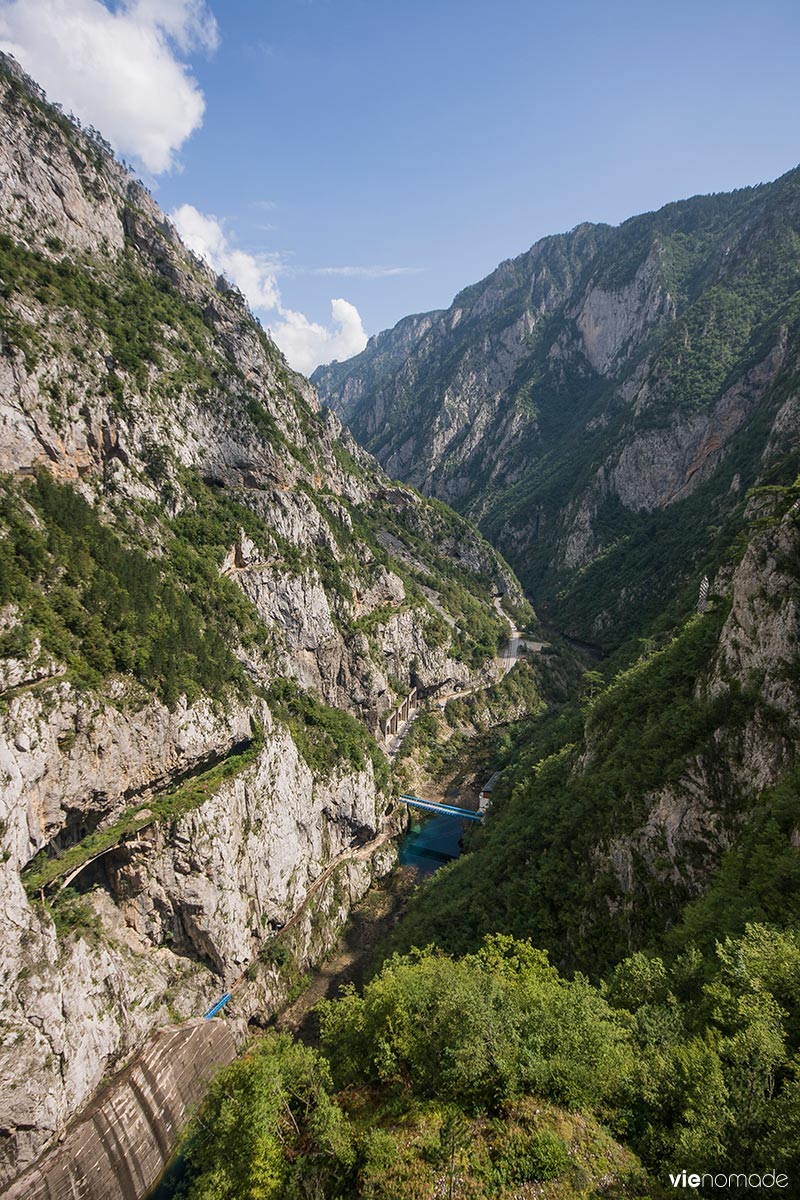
[[1, 1019, 239, 1200]]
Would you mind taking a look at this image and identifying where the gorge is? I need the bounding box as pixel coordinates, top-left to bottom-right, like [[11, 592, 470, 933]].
[[0, 50, 527, 1195], [1, 46, 800, 1200]]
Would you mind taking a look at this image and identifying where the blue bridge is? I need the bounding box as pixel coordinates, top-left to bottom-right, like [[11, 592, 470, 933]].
[[400, 793, 483, 822]]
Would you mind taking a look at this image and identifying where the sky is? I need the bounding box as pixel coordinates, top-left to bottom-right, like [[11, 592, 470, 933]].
[[1, 0, 799, 374]]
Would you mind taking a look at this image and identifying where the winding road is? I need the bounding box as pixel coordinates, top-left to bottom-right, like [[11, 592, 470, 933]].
[[494, 597, 523, 676], [385, 598, 523, 756]]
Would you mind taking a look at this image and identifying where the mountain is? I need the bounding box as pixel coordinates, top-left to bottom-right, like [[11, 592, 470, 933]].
[[310, 178, 800, 1186], [5, 44, 800, 1200], [313, 170, 800, 647], [0, 52, 529, 1187], [152, 474, 800, 1196]]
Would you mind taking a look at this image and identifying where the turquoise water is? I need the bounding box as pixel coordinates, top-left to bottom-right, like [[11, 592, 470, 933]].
[[398, 813, 465, 877]]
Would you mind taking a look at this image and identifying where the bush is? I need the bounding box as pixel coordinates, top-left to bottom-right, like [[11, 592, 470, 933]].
[[175, 1034, 354, 1200], [267, 677, 390, 788], [491, 1129, 569, 1185], [318, 935, 633, 1114], [0, 472, 259, 705]]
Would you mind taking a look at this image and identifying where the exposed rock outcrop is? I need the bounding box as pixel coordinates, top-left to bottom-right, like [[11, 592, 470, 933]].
[[0, 52, 529, 1188], [4, 1019, 244, 1200], [593, 499, 800, 927]]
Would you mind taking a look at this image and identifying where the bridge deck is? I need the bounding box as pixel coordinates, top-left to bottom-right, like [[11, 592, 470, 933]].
[[400, 794, 483, 822]]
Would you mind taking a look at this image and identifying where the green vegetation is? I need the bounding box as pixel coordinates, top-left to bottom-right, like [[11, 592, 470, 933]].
[[388, 605, 757, 973], [444, 659, 548, 730], [163, 1034, 353, 1200], [0, 473, 259, 705], [395, 706, 453, 776], [163, 941, 658, 1199], [668, 768, 800, 956], [268, 678, 390, 790], [244, 395, 317, 469], [336, 489, 518, 670], [168, 926, 800, 1196], [10, 54, 800, 1197], [323, 165, 800, 653], [22, 724, 263, 895], [320, 937, 631, 1113], [39, 887, 105, 943], [0, 232, 217, 389]]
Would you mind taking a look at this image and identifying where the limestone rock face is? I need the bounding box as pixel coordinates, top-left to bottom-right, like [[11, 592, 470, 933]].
[[0, 695, 393, 1183], [607, 333, 789, 512], [0, 52, 528, 1187], [711, 502, 800, 726], [0, 629, 407, 1182], [0, 59, 127, 259], [590, 504, 800, 925], [0, 685, 254, 872]]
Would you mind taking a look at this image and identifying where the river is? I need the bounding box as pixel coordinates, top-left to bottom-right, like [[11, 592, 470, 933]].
[[398, 811, 465, 877]]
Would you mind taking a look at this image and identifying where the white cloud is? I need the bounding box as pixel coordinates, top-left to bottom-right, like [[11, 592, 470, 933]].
[[171, 203, 281, 308], [313, 265, 424, 278], [0, 0, 218, 172], [170, 204, 368, 374], [269, 299, 368, 375]]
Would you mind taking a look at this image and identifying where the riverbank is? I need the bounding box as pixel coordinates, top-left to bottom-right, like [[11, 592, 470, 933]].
[[274, 794, 482, 1042]]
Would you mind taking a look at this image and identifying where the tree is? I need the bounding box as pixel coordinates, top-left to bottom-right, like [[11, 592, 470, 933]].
[[580, 669, 604, 704]]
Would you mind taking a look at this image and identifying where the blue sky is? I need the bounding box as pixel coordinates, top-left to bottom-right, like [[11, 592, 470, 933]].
[[2, 0, 799, 370]]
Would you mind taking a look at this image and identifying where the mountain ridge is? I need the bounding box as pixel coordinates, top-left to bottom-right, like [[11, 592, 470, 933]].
[[313, 164, 800, 648]]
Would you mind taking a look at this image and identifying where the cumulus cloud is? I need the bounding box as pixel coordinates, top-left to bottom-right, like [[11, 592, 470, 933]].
[[269, 300, 368, 375], [0, 0, 218, 172], [170, 205, 368, 374], [171, 203, 281, 309]]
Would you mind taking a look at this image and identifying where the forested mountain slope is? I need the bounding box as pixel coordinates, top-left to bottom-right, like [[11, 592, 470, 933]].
[[393, 480, 800, 970], [161, 478, 800, 1197], [0, 53, 528, 1187], [350, 465, 800, 1192], [314, 170, 800, 647]]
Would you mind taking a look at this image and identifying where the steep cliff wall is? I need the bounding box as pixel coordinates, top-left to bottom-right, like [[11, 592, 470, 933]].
[[591, 495, 800, 937], [0, 54, 531, 1188], [3, 1019, 243, 1200]]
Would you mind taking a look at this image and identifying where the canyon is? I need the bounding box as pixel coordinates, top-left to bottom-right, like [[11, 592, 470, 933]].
[[0, 51, 526, 1191], [1, 45, 800, 1200]]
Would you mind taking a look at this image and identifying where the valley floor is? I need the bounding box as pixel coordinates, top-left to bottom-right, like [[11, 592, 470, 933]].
[[274, 866, 418, 1043]]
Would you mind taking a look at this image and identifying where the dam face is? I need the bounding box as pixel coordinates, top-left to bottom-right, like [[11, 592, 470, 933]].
[[2, 1019, 239, 1200]]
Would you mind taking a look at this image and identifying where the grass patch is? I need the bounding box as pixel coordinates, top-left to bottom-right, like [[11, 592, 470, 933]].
[[267, 678, 390, 790], [22, 722, 263, 895]]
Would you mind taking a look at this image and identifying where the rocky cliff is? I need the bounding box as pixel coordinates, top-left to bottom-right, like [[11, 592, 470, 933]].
[[314, 170, 800, 647], [0, 53, 530, 1186]]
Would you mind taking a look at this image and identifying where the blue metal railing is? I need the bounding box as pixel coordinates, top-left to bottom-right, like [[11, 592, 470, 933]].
[[203, 993, 233, 1020]]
